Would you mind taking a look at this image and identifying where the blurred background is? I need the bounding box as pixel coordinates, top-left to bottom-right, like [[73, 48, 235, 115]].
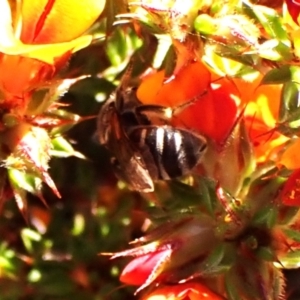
[[0, 19, 146, 299]]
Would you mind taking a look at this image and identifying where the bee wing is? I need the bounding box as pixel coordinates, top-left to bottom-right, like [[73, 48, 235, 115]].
[[111, 154, 154, 193], [97, 97, 116, 145], [97, 93, 154, 192], [108, 114, 154, 193]]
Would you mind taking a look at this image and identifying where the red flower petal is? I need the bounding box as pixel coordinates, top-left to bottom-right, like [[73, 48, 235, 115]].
[[173, 81, 238, 144], [286, 0, 300, 25], [120, 249, 170, 285], [281, 169, 300, 206]]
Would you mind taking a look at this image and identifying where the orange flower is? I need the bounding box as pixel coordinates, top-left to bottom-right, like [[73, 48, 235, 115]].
[[137, 62, 211, 107], [236, 75, 300, 170], [137, 61, 238, 144], [142, 283, 223, 300], [0, 0, 105, 99], [236, 76, 289, 163]]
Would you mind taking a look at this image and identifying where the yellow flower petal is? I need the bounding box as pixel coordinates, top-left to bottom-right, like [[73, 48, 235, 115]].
[[20, 0, 105, 44], [0, 35, 92, 64], [291, 29, 300, 59]]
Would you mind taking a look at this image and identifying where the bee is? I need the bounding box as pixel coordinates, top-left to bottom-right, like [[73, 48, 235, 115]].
[[97, 74, 207, 193]]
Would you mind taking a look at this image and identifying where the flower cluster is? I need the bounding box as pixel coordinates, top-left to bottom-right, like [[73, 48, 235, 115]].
[[105, 0, 300, 299], [0, 0, 105, 212], [2, 0, 300, 299]]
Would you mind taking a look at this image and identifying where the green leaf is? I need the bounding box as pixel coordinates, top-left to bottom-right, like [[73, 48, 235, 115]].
[[255, 40, 293, 61], [129, 33, 158, 75], [283, 228, 300, 242], [198, 243, 229, 275], [105, 28, 140, 67], [51, 136, 85, 159], [214, 44, 260, 67], [195, 177, 219, 215], [278, 81, 300, 135], [256, 246, 277, 262], [247, 175, 283, 224], [228, 65, 259, 80], [280, 82, 300, 115], [252, 206, 278, 228], [8, 169, 41, 196], [0, 243, 18, 278], [260, 65, 292, 85], [243, 2, 290, 44], [225, 267, 242, 300], [162, 44, 177, 78], [21, 228, 42, 253], [226, 259, 284, 300], [104, 0, 127, 35], [8, 168, 53, 209], [273, 41, 294, 61], [194, 14, 216, 34], [166, 180, 205, 211]]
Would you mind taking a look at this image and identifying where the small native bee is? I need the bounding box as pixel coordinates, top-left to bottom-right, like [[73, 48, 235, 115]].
[[97, 73, 207, 192]]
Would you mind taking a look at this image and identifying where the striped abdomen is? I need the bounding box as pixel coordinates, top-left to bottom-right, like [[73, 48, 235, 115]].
[[128, 125, 207, 180]]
